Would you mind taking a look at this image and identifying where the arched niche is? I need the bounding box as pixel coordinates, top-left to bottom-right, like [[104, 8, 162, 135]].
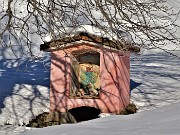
[[68, 106, 101, 122]]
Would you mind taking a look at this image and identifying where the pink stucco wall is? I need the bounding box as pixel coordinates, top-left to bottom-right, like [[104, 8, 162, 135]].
[[50, 44, 130, 114]]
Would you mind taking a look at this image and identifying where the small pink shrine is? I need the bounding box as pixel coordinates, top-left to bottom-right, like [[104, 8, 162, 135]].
[[40, 28, 139, 114]]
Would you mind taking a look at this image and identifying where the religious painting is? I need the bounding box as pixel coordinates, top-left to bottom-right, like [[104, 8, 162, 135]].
[[70, 51, 100, 98], [78, 63, 100, 97]]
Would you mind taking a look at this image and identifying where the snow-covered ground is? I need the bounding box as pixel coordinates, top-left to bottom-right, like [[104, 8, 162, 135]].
[[0, 54, 51, 126], [130, 52, 180, 111], [20, 101, 180, 135], [1, 99, 180, 135]]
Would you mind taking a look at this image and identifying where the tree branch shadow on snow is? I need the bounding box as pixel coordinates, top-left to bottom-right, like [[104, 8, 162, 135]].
[[130, 53, 180, 110], [0, 50, 51, 126]]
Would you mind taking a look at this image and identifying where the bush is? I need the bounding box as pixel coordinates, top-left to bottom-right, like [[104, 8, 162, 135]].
[[120, 102, 138, 115]]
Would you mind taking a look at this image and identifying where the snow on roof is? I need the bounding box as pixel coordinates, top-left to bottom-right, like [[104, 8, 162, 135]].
[[41, 25, 140, 52], [43, 25, 132, 42]]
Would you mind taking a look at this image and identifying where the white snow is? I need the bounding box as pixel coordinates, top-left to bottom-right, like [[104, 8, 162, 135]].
[[43, 24, 131, 42], [0, 84, 49, 125], [20, 102, 180, 135], [0, 56, 50, 126], [130, 53, 180, 111]]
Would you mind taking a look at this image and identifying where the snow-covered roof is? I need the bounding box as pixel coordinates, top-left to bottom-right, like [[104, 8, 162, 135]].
[[44, 25, 132, 42], [41, 25, 139, 52]]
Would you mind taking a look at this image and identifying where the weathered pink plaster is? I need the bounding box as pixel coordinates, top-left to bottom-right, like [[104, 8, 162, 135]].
[[50, 44, 130, 114]]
